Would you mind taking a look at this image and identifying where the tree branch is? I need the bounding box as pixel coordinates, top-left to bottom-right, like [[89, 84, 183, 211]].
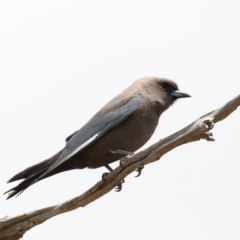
[[1, 94, 240, 240]]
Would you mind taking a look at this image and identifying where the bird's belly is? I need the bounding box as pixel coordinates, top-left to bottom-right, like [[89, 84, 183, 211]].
[[80, 112, 159, 168]]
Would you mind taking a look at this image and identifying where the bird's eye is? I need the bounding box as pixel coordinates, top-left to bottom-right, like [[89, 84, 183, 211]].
[[160, 82, 168, 89]]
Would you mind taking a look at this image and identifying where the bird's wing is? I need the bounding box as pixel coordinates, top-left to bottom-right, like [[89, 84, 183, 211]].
[[35, 95, 142, 181]]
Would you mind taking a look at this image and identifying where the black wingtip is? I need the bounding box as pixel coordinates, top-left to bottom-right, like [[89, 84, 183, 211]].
[[6, 174, 24, 183], [4, 188, 25, 200], [4, 189, 16, 200]]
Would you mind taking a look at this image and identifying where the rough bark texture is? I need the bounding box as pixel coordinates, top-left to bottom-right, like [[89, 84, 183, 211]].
[[1, 94, 240, 240]]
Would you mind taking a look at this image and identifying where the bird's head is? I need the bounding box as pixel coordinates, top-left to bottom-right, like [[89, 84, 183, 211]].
[[137, 77, 191, 112]]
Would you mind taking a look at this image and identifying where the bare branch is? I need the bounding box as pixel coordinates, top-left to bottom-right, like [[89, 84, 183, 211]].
[[1, 94, 240, 240]]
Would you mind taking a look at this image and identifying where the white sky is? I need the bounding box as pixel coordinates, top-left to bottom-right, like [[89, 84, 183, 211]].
[[1, 1, 240, 239]]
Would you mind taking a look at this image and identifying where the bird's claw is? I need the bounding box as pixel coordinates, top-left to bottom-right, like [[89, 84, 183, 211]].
[[135, 165, 144, 177], [115, 184, 122, 192], [115, 179, 125, 192], [102, 172, 109, 181], [102, 171, 125, 192], [119, 157, 128, 168]]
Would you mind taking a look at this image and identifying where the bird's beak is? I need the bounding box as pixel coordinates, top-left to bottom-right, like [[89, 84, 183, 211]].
[[171, 90, 191, 98]]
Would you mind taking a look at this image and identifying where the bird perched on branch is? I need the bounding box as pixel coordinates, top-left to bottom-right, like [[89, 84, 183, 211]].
[[5, 77, 190, 199]]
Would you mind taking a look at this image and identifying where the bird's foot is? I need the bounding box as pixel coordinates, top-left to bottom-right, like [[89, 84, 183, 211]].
[[110, 149, 134, 168], [115, 179, 125, 192], [103, 165, 125, 192], [102, 172, 109, 181], [119, 156, 129, 168], [102, 173, 125, 192], [135, 165, 144, 177]]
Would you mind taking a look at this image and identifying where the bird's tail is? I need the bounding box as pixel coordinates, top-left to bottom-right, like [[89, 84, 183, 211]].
[[4, 149, 65, 199]]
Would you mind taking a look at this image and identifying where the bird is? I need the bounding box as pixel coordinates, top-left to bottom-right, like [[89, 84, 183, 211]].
[[4, 77, 190, 199]]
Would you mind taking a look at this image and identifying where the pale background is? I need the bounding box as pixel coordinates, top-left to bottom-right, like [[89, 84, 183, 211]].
[[1, 1, 240, 239]]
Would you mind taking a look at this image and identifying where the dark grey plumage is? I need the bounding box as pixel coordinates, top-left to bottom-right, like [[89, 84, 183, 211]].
[[5, 77, 190, 199]]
